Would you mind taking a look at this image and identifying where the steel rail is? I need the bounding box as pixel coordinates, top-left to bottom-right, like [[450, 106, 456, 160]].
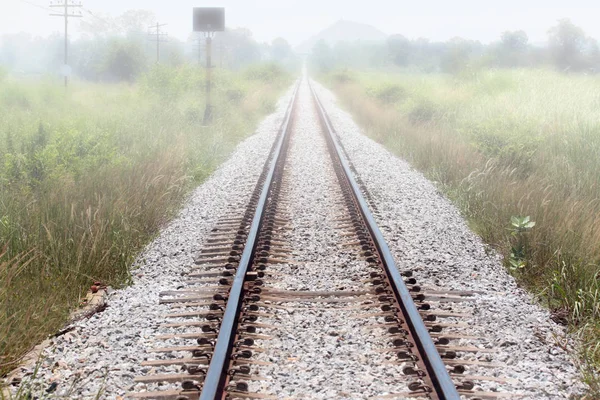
[[308, 80, 460, 400], [199, 80, 300, 400]]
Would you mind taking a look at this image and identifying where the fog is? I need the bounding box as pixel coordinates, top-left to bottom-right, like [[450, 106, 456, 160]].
[[3, 0, 600, 45], [2, 1, 600, 77], [3, 1, 600, 396]]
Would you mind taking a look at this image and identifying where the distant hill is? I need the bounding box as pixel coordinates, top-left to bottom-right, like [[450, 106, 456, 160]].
[[296, 20, 387, 54]]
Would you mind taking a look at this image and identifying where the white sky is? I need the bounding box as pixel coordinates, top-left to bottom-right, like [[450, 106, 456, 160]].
[[2, 0, 600, 45]]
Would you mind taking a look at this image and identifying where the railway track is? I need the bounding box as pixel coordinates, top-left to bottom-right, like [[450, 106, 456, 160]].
[[129, 77, 512, 400]]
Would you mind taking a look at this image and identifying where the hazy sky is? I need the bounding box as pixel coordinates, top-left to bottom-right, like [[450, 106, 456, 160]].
[[3, 0, 600, 46]]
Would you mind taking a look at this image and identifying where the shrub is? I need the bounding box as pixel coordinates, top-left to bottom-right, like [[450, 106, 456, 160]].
[[140, 64, 200, 100], [408, 100, 438, 123], [225, 87, 246, 103], [366, 82, 406, 104], [244, 63, 285, 82], [0, 65, 291, 377], [328, 68, 600, 395], [101, 39, 147, 82], [0, 84, 31, 109], [331, 70, 354, 84]]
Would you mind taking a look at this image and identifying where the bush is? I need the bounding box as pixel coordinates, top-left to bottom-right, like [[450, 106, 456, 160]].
[[0, 84, 32, 109], [140, 64, 205, 100], [408, 100, 439, 123], [244, 63, 285, 82], [0, 65, 291, 377], [328, 68, 600, 395], [331, 70, 354, 84], [366, 82, 406, 104], [225, 87, 246, 103], [101, 39, 147, 82]]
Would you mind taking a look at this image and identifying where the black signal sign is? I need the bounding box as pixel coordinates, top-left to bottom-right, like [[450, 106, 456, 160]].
[[193, 7, 225, 32]]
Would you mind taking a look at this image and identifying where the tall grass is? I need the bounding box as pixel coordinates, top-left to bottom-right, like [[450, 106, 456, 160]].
[[0, 63, 290, 376], [326, 68, 600, 390]]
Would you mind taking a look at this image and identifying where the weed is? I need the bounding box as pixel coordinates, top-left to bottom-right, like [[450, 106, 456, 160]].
[[325, 67, 600, 395], [0, 64, 290, 378], [508, 216, 535, 271]]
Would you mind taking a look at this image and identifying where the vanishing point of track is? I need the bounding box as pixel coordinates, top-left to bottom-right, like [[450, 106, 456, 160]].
[[130, 78, 507, 400]]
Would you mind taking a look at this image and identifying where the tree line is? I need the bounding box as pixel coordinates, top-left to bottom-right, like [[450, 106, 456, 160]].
[[311, 19, 600, 74], [0, 9, 296, 82]]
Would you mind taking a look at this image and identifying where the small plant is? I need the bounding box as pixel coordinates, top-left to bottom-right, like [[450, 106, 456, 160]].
[[508, 215, 535, 271]]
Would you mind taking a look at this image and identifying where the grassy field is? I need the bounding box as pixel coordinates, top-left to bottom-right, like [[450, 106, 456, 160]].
[[325, 68, 600, 390], [0, 63, 290, 377]]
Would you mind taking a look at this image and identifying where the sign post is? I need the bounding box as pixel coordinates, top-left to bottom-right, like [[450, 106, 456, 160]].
[[193, 7, 225, 125]]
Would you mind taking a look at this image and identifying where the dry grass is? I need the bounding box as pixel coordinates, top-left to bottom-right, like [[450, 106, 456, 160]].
[[326, 68, 600, 392], [0, 63, 290, 378]]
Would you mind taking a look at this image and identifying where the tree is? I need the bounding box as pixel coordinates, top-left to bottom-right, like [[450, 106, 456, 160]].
[[493, 30, 529, 67], [271, 37, 292, 61], [548, 19, 587, 71], [164, 40, 185, 67], [72, 37, 107, 80], [0, 33, 62, 74], [587, 38, 600, 72], [79, 9, 156, 38], [410, 38, 444, 72], [79, 12, 118, 38], [501, 30, 529, 52], [101, 39, 147, 82], [211, 28, 261, 69], [311, 39, 334, 72], [387, 34, 411, 66], [118, 9, 156, 35], [441, 37, 477, 74]]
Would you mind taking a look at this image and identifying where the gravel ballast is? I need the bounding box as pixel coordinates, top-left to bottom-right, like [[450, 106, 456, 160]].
[[10, 86, 295, 399], [11, 75, 586, 399], [248, 81, 414, 399], [312, 80, 586, 399]]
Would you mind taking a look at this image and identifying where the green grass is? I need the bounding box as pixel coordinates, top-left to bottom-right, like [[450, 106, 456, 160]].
[[0, 63, 290, 378], [325, 68, 600, 394]]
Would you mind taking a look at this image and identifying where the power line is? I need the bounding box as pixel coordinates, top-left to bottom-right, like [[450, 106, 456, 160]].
[[79, 8, 115, 35], [16, 0, 53, 13], [80, 9, 148, 36], [81, 8, 107, 23]]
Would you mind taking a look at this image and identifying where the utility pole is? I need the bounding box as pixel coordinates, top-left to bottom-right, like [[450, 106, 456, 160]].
[[49, 0, 82, 87], [193, 38, 205, 65], [193, 7, 224, 125], [148, 23, 168, 64], [204, 31, 213, 123]]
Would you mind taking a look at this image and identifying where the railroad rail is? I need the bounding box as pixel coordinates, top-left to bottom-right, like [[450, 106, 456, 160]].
[[309, 81, 458, 400], [130, 77, 510, 400]]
